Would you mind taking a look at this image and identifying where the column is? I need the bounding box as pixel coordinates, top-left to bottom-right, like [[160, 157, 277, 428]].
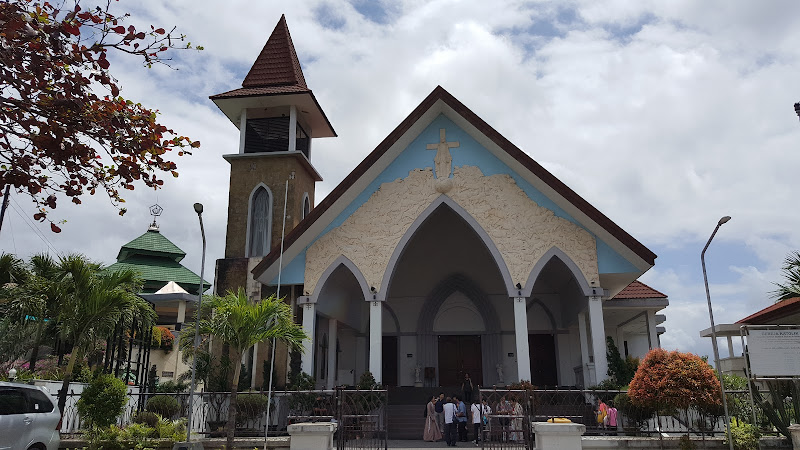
[[300, 299, 316, 376], [513, 297, 531, 382], [369, 301, 382, 384], [250, 342, 259, 389], [176, 300, 186, 325], [588, 295, 608, 384], [726, 335, 735, 358], [646, 310, 658, 350], [326, 319, 338, 389], [577, 311, 592, 386]]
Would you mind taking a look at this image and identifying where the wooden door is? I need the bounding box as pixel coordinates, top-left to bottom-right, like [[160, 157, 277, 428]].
[[382, 336, 398, 387], [529, 334, 558, 387], [437, 335, 483, 387]]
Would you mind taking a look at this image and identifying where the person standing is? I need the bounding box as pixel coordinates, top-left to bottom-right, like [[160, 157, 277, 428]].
[[443, 396, 457, 447], [470, 400, 483, 445], [461, 373, 474, 403], [435, 392, 445, 440], [455, 395, 468, 442], [423, 395, 442, 441]]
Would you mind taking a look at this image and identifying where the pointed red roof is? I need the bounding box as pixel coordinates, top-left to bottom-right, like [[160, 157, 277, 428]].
[[612, 280, 667, 299], [211, 15, 310, 99], [243, 15, 306, 89]]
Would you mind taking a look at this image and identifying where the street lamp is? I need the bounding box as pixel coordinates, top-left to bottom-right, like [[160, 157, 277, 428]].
[[185, 203, 206, 443], [701, 215, 733, 450], [794, 102, 800, 122]]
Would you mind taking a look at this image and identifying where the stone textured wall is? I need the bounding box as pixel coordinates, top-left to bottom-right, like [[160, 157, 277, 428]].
[[304, 166, 598, 296], [225, 155, 316, 259]]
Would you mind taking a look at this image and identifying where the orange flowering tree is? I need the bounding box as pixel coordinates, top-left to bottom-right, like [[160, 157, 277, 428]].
[[628, 348, 722, 412], [0, 0, 201, 231]]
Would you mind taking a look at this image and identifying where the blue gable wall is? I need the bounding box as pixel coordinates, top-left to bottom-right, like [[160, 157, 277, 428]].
[[271, 115, 637, 285]]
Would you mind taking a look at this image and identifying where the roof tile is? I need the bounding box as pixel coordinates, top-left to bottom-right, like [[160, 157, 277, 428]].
[[241, 15, 307, 89], [612, 280, 667, 299], [737, 297, 800, 324]]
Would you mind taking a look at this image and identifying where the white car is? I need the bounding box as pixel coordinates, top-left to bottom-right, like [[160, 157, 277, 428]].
[[0, 382, 61, 450]]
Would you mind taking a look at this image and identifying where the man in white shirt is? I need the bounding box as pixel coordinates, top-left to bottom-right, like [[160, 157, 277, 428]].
[[442, 397, 457, 446], [470, 401, 483, 444]]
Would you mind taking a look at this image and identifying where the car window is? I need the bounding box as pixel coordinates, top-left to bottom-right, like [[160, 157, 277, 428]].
[[26, 389, 55, 413], [0, 389, 28, 415]]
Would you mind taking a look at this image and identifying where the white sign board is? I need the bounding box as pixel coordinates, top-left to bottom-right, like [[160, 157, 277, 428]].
[[747, 328, 800, 377]]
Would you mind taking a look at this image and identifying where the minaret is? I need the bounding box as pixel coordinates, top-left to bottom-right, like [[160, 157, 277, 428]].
[[211, 15, 335, 263]]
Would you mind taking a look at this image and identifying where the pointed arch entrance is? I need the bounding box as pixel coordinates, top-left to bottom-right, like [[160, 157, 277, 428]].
[[417, 274, 501, 387]]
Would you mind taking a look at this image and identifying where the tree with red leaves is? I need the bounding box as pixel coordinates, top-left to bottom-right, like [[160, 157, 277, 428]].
[[628, 348, 722, 412], [0, 0, 201, 232]]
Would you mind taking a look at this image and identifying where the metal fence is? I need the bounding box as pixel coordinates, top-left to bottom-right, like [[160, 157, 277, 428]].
[[58, 387, 388, 447], [472, 388, 778, 449], [336, 389, 388, 450]]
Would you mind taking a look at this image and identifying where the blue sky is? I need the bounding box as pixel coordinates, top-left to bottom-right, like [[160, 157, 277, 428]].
[[3, 0, 800, 362]]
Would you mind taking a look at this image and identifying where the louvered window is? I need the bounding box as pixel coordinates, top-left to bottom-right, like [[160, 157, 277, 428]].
[[296, 123, 310, 158], [245, 117, 290, 153]]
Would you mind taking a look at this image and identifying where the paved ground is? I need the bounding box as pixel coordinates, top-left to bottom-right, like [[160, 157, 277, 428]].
[[378, 440, 479, 448]]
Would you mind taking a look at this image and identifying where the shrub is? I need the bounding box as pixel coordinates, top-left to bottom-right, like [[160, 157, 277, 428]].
[[145, 395, 180, 418], [727, 418, 760, 450], [155, 416, 187, 440], [606, 337, 637, 388], [628, 348, 721, 412], [160, 327, 175, 350], [151, 327, 162, 348], [156, 379, 188, 393], [236, 393, 270, 425], [77, 374, 128, 428], [132, 411, 159, 428], [357, 371, 379, 389]]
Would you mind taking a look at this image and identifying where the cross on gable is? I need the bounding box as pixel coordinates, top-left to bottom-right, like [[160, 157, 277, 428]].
[[427, 128, 460, 179]]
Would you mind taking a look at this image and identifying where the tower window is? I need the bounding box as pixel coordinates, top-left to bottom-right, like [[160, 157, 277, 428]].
[[302, 194, 310, 219], [296, 123, 310, 158], [245, 117, 290, 153], [248, 186, 272, 257]]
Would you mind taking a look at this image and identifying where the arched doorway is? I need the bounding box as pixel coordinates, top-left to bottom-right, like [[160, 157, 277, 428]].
[[384, 203, 506, 387]]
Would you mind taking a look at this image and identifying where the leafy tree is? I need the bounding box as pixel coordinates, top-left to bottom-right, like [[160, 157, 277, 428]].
[[0, 0, 201, 231], [628, 348, 721, 412], [54, 254, 154, 413], [193, 288, 306, 449], [772, 251, 800, 301]]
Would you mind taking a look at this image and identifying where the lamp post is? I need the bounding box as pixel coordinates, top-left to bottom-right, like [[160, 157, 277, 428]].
[[794, 102, 800, 121], [185, 203, 206, 442], [701, 215, 733, 450]]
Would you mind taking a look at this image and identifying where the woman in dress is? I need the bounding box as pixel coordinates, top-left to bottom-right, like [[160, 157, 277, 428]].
[[423, 395, 443, 441], [510, 397, 524, 441]]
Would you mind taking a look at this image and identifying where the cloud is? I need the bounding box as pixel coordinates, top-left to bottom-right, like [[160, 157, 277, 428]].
[[3, 0, 800, 360]]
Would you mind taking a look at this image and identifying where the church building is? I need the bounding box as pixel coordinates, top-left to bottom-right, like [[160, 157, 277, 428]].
[[211, 16, 667, 390]]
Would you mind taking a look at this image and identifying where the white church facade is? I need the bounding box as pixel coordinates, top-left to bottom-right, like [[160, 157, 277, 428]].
[[211, 16, 667, 390]]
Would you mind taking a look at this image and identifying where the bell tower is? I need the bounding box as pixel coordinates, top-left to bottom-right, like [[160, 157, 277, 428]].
[[211, 15, 335, 263], [210, 15, 335, 389]]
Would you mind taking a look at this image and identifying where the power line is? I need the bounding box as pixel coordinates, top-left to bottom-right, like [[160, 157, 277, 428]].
[[8, 198, 60, 256]]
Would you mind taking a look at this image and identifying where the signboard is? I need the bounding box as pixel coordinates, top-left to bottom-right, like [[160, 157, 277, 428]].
[[747, 328, 800, 377]]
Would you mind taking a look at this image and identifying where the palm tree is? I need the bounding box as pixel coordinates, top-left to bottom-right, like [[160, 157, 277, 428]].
[[772, 251, 800, 301], [13, 254, 62, 372], [195, 288, 306, 449], [54, 254, 154, 413]]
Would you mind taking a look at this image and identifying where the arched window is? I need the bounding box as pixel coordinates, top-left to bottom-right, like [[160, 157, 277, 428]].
[[302, 193, 310, 219], [248, 185, 272, 257]]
